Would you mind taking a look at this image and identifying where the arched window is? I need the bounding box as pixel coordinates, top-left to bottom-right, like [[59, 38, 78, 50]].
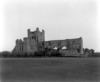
[[53, 47, 58, 50], [62, 46, 67, 50]]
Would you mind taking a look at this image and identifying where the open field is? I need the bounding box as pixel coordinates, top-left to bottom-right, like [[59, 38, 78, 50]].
[[0, 58, 100, 82]]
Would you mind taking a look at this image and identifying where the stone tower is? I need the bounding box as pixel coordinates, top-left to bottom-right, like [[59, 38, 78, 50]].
[[27, 27, 45, 42], [12, 27, 83, 57]]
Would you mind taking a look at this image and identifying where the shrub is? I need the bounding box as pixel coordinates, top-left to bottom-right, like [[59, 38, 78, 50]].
[[34, 51, 45, 57], [0, 51, 12, 57], [45, 50, 62, 57]]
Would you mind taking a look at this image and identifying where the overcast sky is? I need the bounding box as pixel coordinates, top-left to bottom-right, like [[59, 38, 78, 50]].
[[0, 0, 100, 52]]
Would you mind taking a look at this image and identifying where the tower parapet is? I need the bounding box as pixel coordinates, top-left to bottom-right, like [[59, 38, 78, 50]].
[[13, 27, 83, 57]]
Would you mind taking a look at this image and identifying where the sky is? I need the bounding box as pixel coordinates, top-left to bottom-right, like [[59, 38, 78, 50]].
[[0, 0, 100, 52]]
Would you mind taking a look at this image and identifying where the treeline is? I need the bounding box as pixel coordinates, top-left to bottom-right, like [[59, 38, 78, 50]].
[[0, 49, 99, 58], [0, 51, 12, 57], [0, 50, 62, 58]]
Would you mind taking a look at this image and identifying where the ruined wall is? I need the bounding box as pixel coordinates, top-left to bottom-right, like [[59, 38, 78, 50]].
[[12, 28, 83, 56], [13, 28, 45, 54], [59, 49, 80, 56], [12, 39, 24, 54], [27, 39, 38, 53], [26, 27, 45, 53], [43, 38, 80, 49], [42, 37, 83, 54]]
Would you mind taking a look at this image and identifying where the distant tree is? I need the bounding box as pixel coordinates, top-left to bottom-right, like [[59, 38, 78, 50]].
[[93, 52, 100, 57], [15, 53, 21, 57], [22, 53, 27, 57], [0, 51, 12, 57], [89, 49, 95, 57], [29, 53, 35, 57], [91, 49, 94, 54], [34, 51, 45, 57], [84, 48, 89, 53], [46, 50, 62, 57]]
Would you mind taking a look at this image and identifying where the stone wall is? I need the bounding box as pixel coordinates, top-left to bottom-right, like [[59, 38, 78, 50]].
[[12, 28, 83, 56], [27, 28, 45, 42], [12, 28, 45, 54], [42, 37, 83, 54]]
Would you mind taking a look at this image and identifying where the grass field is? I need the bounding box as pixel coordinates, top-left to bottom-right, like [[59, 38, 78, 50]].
[[0, 58, 100, 82]]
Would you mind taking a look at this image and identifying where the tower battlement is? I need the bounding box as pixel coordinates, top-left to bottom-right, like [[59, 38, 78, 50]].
[[12, 28, 83, 56], [27, 28, 45, 42]]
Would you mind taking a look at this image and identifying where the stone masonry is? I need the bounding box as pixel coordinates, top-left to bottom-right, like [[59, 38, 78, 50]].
[[12, 28, 83, 56]]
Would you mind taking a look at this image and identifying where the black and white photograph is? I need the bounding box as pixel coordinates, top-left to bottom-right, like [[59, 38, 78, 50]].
[[0, 0, 100, 82]]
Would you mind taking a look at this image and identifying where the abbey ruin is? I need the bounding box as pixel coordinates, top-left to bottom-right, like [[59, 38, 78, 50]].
[[12, 28, 84, 56]]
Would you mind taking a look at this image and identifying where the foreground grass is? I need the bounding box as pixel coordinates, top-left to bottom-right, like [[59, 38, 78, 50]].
[[0, 58, 100, 82]]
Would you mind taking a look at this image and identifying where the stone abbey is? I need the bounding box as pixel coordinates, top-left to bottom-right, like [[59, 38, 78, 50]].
[[12, 28, 84, 56]]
